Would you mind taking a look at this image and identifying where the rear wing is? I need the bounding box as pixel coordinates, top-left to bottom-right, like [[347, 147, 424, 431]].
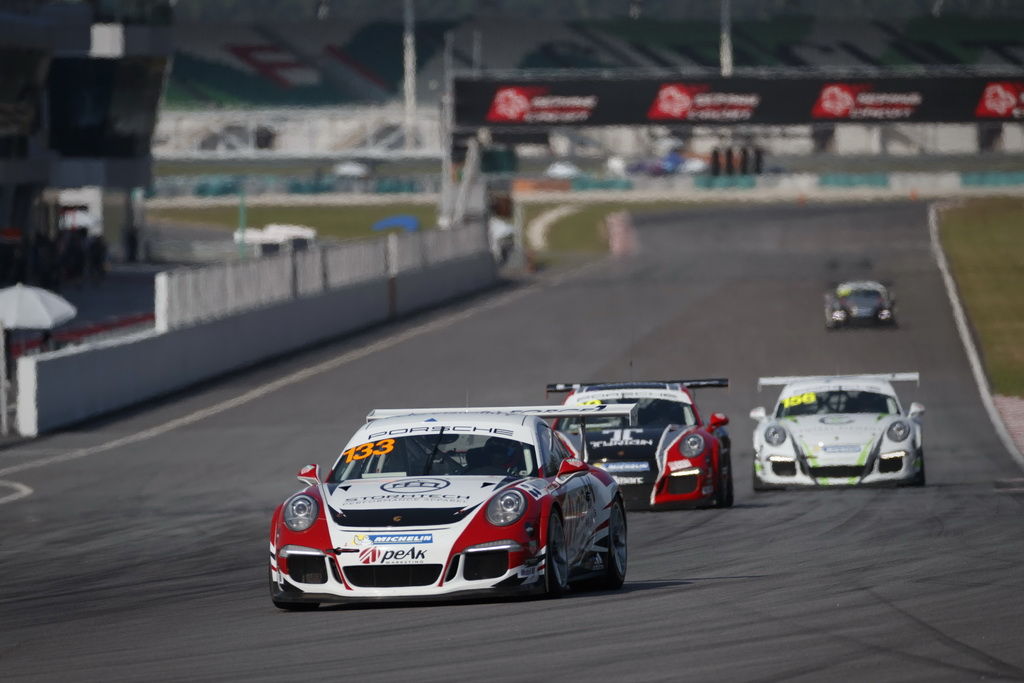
[[758, 373, 919, 390], [366, 403, 639, 426], [546, 378, 728, 394]]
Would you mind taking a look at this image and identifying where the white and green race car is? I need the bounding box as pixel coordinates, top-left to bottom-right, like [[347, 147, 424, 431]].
[[750, 373, 925, 489]]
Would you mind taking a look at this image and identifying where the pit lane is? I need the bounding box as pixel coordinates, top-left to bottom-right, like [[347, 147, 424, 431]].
[[1, 201, 1022, 681]]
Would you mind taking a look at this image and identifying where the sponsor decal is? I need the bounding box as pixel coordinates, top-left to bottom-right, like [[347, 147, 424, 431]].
[[359, 547, 427, 565], [667, 459, 693, 471], [368, 425, 514, 439], [486, 86, 598, 124], [612, 476, 645, 485], [342, 493, 471, 503], [812, 83, 922, 120], [589, 428, 654, 449], [819, 416, 855, 425], [517, 565, 538, 579], [648, 83, 760, 122], [597, 461, 650, 472], [380, 478, 450, 494], [823, 445, 862, 454], [352, 534, 433, 546], [975, 82, 1024, 119]]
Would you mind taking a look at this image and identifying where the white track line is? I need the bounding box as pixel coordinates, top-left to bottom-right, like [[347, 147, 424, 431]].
[[0, 480, 33, 505], [928, 202, 1024, 472], [0, 263, 600, 494]]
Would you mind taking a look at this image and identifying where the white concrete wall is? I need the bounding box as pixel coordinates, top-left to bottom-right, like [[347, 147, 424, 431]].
[[18, 252, 497, 436]]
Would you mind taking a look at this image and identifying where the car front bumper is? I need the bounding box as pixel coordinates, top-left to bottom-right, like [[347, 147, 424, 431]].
[[755, 449, 921, 487]]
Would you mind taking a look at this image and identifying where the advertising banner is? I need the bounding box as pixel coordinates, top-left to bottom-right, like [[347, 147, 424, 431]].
[[455, 76, 1024, 127]]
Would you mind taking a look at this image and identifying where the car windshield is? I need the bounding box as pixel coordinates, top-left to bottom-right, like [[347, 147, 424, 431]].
[[840, 288, 883, 302], [328, 432, 537, 482], [559, 398, 695, 432], [776, 389, 899, 417]]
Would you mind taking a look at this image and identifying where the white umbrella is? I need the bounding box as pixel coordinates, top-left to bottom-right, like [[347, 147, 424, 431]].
[[0, 284, 76, 435], [0, 283, 77, 329]]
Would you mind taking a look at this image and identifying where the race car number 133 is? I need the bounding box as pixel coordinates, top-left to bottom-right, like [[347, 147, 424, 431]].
[[343, 438, 395, 463]]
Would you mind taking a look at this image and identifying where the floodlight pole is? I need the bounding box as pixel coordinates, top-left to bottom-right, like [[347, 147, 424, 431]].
[[440, 30, 454, 229], [719, 0, 733, 77], [403, 0, 417, 151], [0, 324, 8, 436]]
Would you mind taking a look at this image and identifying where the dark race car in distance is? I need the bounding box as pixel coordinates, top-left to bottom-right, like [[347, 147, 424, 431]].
[[548, 380, 733, 511], [825, 280, 896, 329]]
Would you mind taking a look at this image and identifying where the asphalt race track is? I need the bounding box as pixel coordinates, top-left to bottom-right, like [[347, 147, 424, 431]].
[[2, 201, 1023, 682]]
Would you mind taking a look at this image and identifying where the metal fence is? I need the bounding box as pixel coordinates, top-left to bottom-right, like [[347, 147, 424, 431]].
[[154, 224, 488, 332]]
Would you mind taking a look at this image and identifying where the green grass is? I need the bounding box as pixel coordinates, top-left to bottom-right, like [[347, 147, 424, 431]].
[[523, 200, 737, 257], [147, 204, 439, 241], [940, 198, 1024, 396]]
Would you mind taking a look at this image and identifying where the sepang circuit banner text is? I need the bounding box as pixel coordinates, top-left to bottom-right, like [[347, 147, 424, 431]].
[[454, 76, 1024, 127]]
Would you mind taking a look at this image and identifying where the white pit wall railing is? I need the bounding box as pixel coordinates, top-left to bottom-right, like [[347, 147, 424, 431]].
[[155, 225, 489, 333]]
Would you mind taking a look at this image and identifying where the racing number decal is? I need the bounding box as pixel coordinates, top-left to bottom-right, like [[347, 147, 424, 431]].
[[342, 438, 395, 463], [782, 392, 817, 409]]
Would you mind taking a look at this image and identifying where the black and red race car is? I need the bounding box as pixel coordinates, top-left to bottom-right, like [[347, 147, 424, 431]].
[[548, 380, 733, 510]]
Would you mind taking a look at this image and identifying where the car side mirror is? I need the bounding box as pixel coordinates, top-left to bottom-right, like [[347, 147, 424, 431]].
[[709, 412, 729, 428], [908, 402, 925, 418], [749, 406, 766, 421], [297, 463, 321, 486], [556, 458, 588, 481]]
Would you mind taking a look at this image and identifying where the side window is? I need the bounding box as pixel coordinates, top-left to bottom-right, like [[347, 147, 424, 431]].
[[541, 427, 565, 477], [550, 429, 574, 468]]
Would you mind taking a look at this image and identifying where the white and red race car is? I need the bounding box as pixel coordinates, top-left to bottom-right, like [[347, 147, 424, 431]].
[[548, 380, 733, 510], [269, 404, 633, 609]]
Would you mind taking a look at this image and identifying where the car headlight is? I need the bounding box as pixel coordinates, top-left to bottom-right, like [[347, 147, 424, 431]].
[[832, 310, 847, 321], [878, 309, 892, 320], [764, 424, 787, 447], [283, 494, 319, 532], [486, 489, 527, 526], [680, 433, 705, 457], [886, 420, 911, 442]]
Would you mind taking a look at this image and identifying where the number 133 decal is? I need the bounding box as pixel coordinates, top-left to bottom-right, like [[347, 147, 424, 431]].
[[342, 438, 395, 463]]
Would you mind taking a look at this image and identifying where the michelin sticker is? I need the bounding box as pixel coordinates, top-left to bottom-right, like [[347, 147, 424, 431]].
[[597, 461, 650, 472]]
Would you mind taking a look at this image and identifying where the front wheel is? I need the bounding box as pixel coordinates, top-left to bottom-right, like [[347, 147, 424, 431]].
[[909, 450, 926, 487], [544, 510, 570, 597], [591, 498, 627, 590], [716, 453, 734, 508]]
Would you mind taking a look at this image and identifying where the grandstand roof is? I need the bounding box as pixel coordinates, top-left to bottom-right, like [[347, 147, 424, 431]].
[[172, 0, 1024, 22]]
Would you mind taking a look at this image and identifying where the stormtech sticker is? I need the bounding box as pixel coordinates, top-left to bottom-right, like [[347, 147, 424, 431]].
[[341, 494, 472, 503]]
